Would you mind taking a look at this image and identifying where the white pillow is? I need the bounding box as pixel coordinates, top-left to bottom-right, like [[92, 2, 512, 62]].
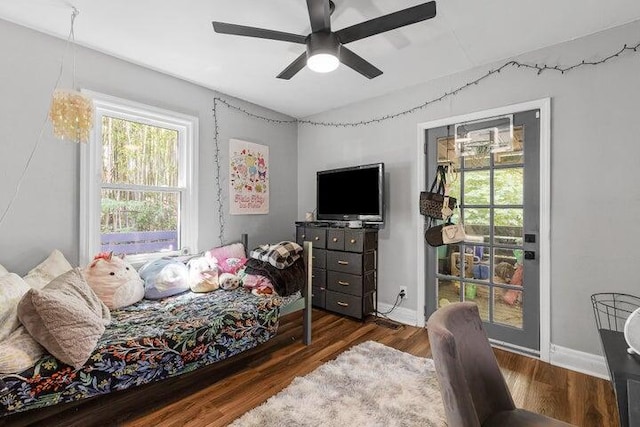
[[0, 326, 44, 374], [0, 263, 8, 277], [23, 249, 73, 290], [0, 273, 31, 341]]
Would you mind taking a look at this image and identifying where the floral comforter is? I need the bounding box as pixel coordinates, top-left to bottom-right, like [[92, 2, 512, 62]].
[[0, 288, 284, 416]]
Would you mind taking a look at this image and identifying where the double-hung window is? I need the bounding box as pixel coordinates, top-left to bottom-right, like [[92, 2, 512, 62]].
[[80, 92, 198, 266]]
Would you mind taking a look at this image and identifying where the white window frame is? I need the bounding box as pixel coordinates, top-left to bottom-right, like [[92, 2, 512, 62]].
[[80, 91, 198, 267]]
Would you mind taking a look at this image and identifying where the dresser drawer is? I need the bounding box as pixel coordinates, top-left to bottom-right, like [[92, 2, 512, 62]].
[[297, 227, 327, 249], [311, 267, 326, 287], [327, 271, 362, 296], [326, 251, 362, 275], [311, 286, 326, 308], [327, 229, 344, 251], [326, 291, 362, 319], [296, 226, 306, 246], [344, 229, 365, 253], [306, 228, 326, 249], [311, 248, 326, 269]]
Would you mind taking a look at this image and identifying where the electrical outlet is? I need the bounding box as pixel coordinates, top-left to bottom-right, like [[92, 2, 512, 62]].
[[399, 286, 407, 299]]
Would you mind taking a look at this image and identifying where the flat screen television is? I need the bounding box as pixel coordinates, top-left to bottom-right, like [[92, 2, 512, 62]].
[[316, 163, 385, 224]]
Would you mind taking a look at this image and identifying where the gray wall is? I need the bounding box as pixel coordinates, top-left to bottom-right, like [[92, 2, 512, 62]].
[[297, 20, 640, 355], [0, 19, 298, 275]]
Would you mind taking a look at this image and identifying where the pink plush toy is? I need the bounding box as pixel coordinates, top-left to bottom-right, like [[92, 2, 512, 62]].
[[84, 252, 144, 310]]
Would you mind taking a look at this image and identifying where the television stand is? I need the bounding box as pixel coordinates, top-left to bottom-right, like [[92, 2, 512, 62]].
[[295, 222, 377, 320]]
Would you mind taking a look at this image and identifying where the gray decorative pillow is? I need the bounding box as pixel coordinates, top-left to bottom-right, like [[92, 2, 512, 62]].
[[17, 268, 110, 369]]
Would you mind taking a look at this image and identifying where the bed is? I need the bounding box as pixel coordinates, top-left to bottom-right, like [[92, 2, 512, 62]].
[[0, 236, 312, 423]]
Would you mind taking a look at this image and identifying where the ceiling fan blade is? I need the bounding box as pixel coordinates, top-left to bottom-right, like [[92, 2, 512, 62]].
[[276, 52, 308, 79], [339, 46, 383, 79], [212, 22, 307, 44], [307, 0, 331, 32], [335, 1, 436, 44]]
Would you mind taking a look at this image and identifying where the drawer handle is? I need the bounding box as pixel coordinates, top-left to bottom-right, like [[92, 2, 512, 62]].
[[337, 260, 349, 265], [311, 293, 315, 297], [350, 239, 356, 244], [332, 237, 338, 242], [338, 281, 349, 286], [301, 234, 306, 239], [337, 301, 349, 307], [312, 275, 316, 278], [314, 236, 320, 241], [312, 256, 316, 259]]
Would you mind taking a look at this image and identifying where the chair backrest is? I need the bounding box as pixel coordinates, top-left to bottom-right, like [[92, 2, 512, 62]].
[[427, 302, 515, 426]]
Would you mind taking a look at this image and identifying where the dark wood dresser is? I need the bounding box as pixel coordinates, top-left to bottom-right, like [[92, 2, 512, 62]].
[[296, 222, 377, 320]]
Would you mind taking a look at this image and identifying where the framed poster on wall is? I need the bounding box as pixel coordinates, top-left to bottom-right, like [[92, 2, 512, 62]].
[[229, 139, 269, 215]]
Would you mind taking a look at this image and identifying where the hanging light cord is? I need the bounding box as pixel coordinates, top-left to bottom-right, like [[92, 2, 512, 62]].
[[0, 6, 79, 229], [71, 7, 78, 90]]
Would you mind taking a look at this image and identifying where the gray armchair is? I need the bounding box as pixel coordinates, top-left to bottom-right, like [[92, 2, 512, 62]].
[[426, 302, 573, 426]]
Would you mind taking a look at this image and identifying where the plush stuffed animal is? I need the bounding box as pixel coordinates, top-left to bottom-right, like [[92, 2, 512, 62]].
[[219, 273, 241, 290], [84, 252, 144, 310], [138, 258, 190, 300], [186, 254, 219, 293]]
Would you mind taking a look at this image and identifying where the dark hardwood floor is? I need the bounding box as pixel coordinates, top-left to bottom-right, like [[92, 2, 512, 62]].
[[1, 309, 618, 426], [126, 309, 618, 427]]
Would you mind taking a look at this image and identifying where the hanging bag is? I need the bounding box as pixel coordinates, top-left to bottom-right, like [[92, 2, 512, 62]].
[[419, 165, 457, 219], [442, 221, 466, 244], [424, 222, 445, 247], [442, 206, 465, 244], [425, 209, 466, 247]]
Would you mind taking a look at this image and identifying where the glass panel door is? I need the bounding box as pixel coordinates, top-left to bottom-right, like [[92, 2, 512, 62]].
[[426, 110, 540, 352]]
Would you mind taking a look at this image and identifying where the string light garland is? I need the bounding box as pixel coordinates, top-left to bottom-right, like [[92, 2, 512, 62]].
[[212, 100, 226, 245], [211, 40, 640, 244]]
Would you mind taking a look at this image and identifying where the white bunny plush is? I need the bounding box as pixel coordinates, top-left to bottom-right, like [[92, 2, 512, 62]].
[[187, 253, 219, 293]]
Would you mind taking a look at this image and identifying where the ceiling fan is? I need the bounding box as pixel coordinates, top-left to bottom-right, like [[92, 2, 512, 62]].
[[212, 0, 436, 79]]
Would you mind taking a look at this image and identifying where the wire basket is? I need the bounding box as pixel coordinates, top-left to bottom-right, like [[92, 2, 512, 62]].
[[591, 293, 640, 332]]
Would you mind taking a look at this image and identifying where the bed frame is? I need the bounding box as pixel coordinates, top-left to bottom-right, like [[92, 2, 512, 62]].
[[239, 233, 312, 343], [0, 235, 313, 426]]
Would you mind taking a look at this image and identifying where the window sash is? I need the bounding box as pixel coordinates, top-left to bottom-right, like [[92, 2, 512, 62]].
[[80, 91, 198, 267]]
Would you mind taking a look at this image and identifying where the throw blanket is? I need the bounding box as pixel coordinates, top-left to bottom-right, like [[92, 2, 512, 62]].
[[0, 289, 282, 416], [249, 241, 302, 269], [244, 256, 305, 297]]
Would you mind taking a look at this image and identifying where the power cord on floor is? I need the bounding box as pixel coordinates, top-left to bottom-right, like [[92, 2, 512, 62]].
[[376, 292, 404, 318]]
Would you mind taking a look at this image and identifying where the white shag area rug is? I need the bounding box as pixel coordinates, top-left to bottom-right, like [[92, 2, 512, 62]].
[[230, 340, 446, 427]]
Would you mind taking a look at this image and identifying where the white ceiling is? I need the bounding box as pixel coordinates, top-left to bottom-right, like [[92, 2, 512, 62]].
[[2, 0, 640, 117]]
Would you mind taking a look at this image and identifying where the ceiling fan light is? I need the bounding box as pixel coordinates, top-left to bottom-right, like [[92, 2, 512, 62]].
[[307, 53, 339, 73]]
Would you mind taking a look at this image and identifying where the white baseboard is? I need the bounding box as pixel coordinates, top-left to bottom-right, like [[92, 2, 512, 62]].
[[375, 303, 609, 380], [549, 344, 609, 380], [377, 302, 418, 326]]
